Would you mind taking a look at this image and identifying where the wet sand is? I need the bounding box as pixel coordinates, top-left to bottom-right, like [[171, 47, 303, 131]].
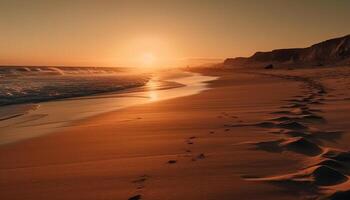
[[1, 67, 350, 200], [0, 71, 215, 145]]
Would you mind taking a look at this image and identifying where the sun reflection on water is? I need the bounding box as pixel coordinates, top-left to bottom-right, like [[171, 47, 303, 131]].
[[148, 91, 158, 101], [146, 78, 159, 101]]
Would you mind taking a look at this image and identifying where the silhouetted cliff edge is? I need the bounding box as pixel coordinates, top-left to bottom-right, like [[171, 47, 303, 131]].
[[224, 34, 350, 68]]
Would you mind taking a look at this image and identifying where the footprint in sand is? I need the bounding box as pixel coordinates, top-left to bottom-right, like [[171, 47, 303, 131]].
[[132, 174, 150, 191], [228, 120, 310, 131], [276, 121, 309, 130], [251, 137, 323, 156], [311, 159, 345, 170], [281, 103, 308, 109], [279, 130, 342, 142], [322, 149, 350, 162], [197, 153, 206, 159], [186, 136, 197, 144], [246, 165, 348, 187], [269, 114, 325, 124], [167, 160, 177, 164], [128, 194, 141, 200], [192, 153, 206, 161]]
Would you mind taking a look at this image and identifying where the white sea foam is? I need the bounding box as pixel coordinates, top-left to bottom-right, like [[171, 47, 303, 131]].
[[0, 66, 149, 106]]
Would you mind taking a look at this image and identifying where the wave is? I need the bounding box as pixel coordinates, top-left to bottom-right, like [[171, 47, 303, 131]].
[[0, 66, 149, 106]]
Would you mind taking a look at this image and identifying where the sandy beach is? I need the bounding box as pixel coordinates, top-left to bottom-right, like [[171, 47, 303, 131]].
[[3, 66, 350, 200], [2, 1, 350, 199]]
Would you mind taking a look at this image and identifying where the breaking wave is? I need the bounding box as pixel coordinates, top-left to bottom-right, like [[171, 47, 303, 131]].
[[0, 66, 149, 106]]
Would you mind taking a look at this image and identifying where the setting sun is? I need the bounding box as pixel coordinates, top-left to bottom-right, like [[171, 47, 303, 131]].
[[140, 52, 156, 67]]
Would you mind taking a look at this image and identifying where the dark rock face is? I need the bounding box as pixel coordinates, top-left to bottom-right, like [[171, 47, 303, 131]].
[[224, 34, 350, 67]]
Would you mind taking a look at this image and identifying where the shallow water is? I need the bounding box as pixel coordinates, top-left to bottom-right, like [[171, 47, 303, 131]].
[[0, 71, 217, 145]]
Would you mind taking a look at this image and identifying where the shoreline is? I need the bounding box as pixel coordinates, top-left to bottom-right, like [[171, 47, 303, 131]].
[[0, 71, 217, 145]]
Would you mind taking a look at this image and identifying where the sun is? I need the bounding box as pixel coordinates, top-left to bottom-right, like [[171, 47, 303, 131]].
[[140, 52, 156, 66]]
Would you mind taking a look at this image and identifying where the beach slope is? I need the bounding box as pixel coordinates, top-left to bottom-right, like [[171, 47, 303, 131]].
[[2, 67, 350, 200]]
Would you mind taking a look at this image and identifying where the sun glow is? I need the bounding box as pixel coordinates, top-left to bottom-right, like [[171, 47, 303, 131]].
[[140, 52, 156, 67], [116, 36, 182, 69]]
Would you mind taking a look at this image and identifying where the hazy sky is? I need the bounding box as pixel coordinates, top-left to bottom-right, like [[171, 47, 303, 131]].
[[1, 0, 350, 67]]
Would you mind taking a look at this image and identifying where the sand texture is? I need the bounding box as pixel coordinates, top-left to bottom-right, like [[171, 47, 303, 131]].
[[2, 66, 350, 200]]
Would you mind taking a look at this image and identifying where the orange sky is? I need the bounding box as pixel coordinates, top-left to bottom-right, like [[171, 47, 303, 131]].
[[1, 0, 350, 68]]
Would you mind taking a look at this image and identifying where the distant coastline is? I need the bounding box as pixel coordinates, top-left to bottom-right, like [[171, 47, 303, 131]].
[[224, 34, 350, 68]]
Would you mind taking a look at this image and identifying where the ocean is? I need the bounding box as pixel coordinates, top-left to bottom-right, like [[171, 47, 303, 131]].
[[0, 66, 149, 106]]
